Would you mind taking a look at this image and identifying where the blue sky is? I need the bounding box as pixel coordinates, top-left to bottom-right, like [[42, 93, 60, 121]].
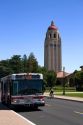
[[0, 0, 83, 73]]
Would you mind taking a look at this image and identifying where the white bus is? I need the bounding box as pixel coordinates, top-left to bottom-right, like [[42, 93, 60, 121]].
[[1, 73, 45, 108]]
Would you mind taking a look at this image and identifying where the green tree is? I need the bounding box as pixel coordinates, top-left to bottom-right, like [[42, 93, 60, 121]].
[[27, 53, 38, 73], [74, 71, 83, 91], [9, 55, 23, 73], [37, 66, 48, 89], [0, 66, 13, 78], [0, 59, 13, 78], [22, 54, 28, 72], [0, 60, 9, 67], [46, 70, 56, 89]]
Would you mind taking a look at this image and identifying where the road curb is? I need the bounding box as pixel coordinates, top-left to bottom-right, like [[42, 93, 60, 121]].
[[53, 96, 83, 103], [44, 94, 83, 103]]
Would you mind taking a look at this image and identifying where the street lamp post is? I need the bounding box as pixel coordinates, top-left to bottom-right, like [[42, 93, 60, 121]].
[[63, 66, 65, 95]]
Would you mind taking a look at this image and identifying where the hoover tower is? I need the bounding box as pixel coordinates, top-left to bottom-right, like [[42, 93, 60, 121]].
[[44, 21, 62, 72]]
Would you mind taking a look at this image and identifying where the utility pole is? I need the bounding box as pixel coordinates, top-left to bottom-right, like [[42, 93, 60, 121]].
[[63, 66, 65, 95]]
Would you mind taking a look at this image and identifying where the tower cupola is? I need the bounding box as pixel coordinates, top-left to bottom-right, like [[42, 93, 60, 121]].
[[48, 21, 57, 30]]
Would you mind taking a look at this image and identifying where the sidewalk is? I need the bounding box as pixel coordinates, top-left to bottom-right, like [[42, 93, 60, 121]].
[[44, 92, 83, 102], [0, 110, 36, 125], [0, 104, 36, 125]]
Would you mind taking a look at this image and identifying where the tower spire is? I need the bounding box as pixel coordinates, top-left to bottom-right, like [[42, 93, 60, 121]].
[[48, 20, 57, 30], [51, 20, 54, 26]]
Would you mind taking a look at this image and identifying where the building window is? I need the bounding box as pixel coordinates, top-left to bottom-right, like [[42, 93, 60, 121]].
[[49, 34, 51, 38], [58, 34, 59, 39], [54, 34, 56, 38], [50, 44, 53, 47], [54, 44, 56, 47]]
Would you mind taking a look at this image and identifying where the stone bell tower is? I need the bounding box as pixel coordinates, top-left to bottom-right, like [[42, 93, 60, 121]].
[[44, 21, 62, 72]]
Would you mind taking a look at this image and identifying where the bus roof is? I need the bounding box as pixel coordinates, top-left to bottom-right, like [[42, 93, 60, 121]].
[[1, 73, 43, 81]]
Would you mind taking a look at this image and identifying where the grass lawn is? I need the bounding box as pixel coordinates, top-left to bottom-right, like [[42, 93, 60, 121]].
[[45, 86, 83, 98], [46, 86, 76, 92], [65, 93, 83, 98], [55, 92, 83, 98]]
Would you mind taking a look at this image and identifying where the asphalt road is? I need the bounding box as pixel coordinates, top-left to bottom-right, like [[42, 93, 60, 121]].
[[16, 97, 83, 125]]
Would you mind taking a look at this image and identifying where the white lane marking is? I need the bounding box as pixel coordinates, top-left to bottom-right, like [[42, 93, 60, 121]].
[[11, 110, 36, 125], [45, 104, 51, 107], [74, 111, 83, 115]]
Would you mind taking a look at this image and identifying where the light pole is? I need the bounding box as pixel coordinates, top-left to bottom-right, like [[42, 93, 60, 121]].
[[63, 66, 65, 95]]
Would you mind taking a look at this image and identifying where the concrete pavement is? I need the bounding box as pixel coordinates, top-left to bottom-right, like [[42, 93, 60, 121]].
[[0, 103, 36, 125], [0, 110, 36, 125]]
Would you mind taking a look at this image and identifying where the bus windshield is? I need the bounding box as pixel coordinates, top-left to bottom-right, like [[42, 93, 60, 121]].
[[12, 79, 43, 95]]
